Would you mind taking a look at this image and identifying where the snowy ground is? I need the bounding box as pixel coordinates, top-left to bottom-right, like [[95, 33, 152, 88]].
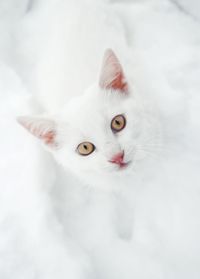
[[0, 0, 200, 278]]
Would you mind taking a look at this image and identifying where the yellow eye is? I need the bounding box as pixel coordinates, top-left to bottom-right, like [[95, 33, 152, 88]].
[[77, 142, 95, 156], [111, 114, 126, 133]]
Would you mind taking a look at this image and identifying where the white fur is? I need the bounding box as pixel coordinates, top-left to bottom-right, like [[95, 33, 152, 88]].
[[16, 1, 162, 190], [5, 0, 200, 278], [19, 76, 161, 190]]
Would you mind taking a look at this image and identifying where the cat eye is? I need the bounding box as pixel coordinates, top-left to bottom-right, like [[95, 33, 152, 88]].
[[111, 114, 126, 133], [77, 142, 95, 156]]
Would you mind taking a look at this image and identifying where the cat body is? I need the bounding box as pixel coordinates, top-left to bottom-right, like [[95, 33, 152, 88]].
[[15, 6, 163, 273], [16, 1, 162, 189], [18, 48, 161, 190], [15, 1, 164, 256]]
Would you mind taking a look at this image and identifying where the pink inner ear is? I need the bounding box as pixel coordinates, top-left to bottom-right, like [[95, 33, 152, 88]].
[[110, 71, 128, 92], [40, 130, 55, 145], [17, 116, 57, 147], [99, 49, 128, 93]]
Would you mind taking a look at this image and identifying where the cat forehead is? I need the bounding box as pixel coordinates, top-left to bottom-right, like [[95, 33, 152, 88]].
[[58, 102, 107, 144], [58, 85, 134, 139], [62, 98, 107, 133]]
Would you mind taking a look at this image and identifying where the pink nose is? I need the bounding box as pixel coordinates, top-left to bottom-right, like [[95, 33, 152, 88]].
[[110, 151, 124, 165]]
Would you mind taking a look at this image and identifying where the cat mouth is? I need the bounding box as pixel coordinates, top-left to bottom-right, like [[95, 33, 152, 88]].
[[108, 152, 132, 171], [117, 161, 132, 170]]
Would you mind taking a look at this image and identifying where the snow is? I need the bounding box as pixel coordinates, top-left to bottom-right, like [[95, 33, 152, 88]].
[[0, 0, 200, 278]]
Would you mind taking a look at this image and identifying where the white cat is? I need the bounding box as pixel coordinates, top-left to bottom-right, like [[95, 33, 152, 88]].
[[12, 1, 200, 278], [17, 48, 161, 190]]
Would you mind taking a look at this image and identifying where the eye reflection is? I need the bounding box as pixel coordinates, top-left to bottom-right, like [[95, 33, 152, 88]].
[[111, 114, 126, 133], [77, 142, 95, 156]]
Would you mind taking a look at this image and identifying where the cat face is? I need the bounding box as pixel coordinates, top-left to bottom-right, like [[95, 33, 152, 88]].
[[52, 87, 142, 176], [18, 49, 160, 184]]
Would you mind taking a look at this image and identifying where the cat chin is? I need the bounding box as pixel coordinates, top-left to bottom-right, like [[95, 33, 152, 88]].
[[64, 161, 133, 186], [75, 160, 132, 175], [107, 161, 133, 173]]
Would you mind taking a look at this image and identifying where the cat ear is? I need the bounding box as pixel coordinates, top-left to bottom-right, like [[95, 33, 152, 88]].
[[17, 116, 58, 148], [99, 49, 128, 93]]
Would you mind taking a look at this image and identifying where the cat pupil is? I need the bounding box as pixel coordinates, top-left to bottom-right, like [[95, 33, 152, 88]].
[[116, 120, 120, 126], [84, 145, 88, 150]]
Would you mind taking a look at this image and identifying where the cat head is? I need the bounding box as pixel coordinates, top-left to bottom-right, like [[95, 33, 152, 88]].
[[18, 49, 159, 186]]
